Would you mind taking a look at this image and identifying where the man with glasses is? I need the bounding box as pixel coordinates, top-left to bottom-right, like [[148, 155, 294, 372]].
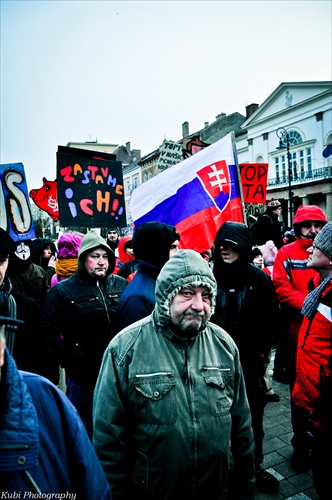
[[273, 205, 328, 471]]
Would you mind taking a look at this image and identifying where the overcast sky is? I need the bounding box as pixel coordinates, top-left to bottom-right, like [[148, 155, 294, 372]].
[[1, 0, 331, 191]]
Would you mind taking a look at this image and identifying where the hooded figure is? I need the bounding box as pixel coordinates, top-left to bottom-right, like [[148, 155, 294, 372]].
[[30, 238, 57, 285], [93, 250, 255, 499], [211, 221, 281, 493], [116, 221, 180, 331], [50, 232, 83, 287], [7, 239, 49, 306], [42, 231, 127, 437]]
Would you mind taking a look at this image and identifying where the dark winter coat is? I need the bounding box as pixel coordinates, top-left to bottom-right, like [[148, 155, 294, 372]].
[[0, 278, 58, 383], [212, 222, 282, 402], [7, 257, 49, 306], [251, 210, 284, 249], [0, 349, 111, 499], [42, 232, 127, 384]]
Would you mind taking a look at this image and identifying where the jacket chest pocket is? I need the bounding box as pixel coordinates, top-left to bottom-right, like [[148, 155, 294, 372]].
[[202, 367, 233, 417], [134, 372, 176, 425]]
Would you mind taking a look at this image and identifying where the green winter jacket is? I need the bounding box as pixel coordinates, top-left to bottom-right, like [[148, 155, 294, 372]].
[[93, 250, 255, 499]]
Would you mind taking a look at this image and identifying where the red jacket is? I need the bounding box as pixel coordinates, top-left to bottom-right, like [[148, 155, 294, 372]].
[[292, 276, 332, 416], [273, 237, 318, 346]]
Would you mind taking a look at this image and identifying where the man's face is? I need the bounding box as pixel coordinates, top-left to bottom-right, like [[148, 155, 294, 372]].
[[170, 286, 211, 334], [300, 221, 325, 239], [107, 231, 118, 242], [15, 242, 30, 260], [272, 207, 282, 218], [307, 243, 331, 272], [84, 247, 109, 278], [219, 243, 241, 264], [0, 256, 9, 286], [253, 255, 264, 268], [169, 239, 180, 258]]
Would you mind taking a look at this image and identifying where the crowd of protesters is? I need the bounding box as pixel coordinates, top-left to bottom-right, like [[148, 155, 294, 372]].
[[0, 201, 331, 499]]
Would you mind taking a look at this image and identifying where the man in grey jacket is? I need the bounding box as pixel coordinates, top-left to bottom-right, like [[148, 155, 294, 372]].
[[93, 249, 255, 499]]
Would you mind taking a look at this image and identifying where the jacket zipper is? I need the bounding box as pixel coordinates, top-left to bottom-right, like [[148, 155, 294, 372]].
[[96, 280, 111, 328]]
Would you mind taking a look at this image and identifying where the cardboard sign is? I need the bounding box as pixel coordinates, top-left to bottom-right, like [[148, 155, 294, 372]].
[[56, 146, 126, 228], [0, 162, 36, 241], [239, 163, 268, 204], [155, 140, 182, 173]]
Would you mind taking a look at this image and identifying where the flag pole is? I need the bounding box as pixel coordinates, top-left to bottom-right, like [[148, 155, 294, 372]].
[[230, 131, 245, 223]]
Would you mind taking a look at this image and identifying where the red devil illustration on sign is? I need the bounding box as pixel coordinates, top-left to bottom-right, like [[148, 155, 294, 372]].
[[29, 178, 59, 221]]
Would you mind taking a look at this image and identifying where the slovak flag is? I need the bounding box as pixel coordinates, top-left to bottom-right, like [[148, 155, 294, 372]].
[[129, 132, 244, 253]]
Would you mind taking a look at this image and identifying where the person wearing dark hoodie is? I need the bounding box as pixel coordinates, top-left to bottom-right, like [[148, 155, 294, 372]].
[[211, 221, 282, 493], [117, 221, 180, 331], [7, 239, 49, 306], [42, 231, 127, 438], [273, 204, 328, 471], [30, 237, 57, 285], [0, 229, 58, 383]]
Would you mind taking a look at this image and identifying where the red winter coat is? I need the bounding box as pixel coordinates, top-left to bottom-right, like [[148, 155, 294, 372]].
[[273, 237, 318, 346], [292, 276, 332, 415]]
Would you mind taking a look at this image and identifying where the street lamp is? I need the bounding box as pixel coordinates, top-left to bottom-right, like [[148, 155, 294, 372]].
[[276, 127, 293, 226]]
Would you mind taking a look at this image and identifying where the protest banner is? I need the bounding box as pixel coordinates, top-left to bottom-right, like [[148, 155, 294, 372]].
[[56, 146, 126, 228], [239, 163, 268, 204], [130, 133, 244, 253], [0, 162, 36, 241]]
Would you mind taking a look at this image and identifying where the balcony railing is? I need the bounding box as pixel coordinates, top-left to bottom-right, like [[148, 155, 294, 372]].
[[268, 166, 332, 187]]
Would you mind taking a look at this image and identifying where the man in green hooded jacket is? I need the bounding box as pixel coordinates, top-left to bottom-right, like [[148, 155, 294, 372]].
[[93, 249, 255, 499]]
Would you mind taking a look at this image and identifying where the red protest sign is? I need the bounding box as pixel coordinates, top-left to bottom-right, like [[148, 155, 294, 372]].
[[239, 163, 268, 204]]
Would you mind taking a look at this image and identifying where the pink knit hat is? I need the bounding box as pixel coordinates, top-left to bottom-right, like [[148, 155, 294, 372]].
[[260, 240, 278, 266]]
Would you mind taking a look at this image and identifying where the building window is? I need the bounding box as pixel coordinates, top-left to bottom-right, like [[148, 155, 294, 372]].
[[315, 112, 323, 121], [299, 150, 304, 178], [307, 148, 312, 174], [248, 138, 253, 146], [133, 176, 138, 189], [262, 133, 268, 141], [280, 130, 303, 147], [281, 155, 286, 182], [275, 157, 280, 182], [291, 152, 298, 180]]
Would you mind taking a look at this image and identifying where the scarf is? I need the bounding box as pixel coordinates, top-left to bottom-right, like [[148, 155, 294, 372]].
[[302, 273, 332, 319], [55, 257, 78, 278]]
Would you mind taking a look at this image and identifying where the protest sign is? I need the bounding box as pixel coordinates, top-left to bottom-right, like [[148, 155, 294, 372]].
[[239, 163, 268, 204], [0, 162, 36, 241], [56, 146, 126, 228]]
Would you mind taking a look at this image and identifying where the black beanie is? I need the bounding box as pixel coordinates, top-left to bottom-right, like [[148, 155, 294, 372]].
[[133, 221, 180, 269]]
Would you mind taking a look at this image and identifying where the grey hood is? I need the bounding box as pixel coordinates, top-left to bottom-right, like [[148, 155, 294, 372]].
[[154, 249, 217, 328]]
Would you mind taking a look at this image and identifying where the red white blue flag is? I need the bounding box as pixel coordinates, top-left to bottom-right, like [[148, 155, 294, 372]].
[[129, 133, 244, 253]]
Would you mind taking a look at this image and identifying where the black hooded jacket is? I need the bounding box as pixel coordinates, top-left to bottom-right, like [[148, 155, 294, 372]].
[[212, 222, 282, 399]]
